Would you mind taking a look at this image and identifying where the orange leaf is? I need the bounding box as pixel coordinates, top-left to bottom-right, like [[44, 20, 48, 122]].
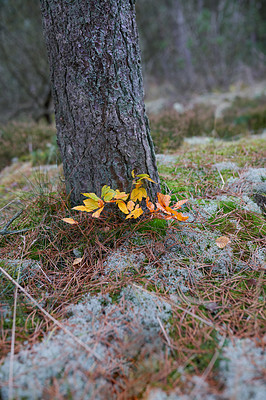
[[134, 181, 143, 189], [216, 236, 231, 249], [146, 197, 155, 212], [174, 213, 189, 222], [114, 190, 129, 201], [92, 206, 104, 218], [61, 218, 78, 225], [165, 206, 177, 215], [172, 199, 188, 209], [98, 199, 105, 208], [157, 193, 171, 208]]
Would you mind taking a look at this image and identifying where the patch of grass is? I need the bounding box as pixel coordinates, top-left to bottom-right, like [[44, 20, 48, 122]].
[[1, 296, 43, 339], [218, 95, 266, 136], [192, 269, 265, 338], [150, 95, 266, 152], [150, 106, 215, 153], [136, 218, 168, 237], [209, 206, 265, 240]]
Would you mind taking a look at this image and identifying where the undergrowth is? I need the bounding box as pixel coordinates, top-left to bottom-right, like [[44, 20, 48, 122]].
[[0, 134, 265, 399], [150, 95, 266, 152]]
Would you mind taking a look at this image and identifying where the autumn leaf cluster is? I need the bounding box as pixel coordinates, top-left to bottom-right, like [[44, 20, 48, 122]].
[[63, 171, 188, 224]]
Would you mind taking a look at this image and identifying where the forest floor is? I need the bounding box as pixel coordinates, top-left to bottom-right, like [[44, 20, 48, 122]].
[[0, 86, 265, 399]]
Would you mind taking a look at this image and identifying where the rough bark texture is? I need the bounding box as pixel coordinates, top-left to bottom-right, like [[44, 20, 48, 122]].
[[40, 0, 159, 205]]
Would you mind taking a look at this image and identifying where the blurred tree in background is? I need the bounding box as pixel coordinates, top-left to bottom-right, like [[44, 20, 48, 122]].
[[0, 0, 265, 122], [0, 0, 51, 123], [136, 0, 266, 95]]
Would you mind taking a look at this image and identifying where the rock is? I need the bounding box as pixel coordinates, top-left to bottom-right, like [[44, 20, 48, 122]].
[[173, 102, 185, 113], [214, 100, 231, 119], [156, 154, 178, 164], [212, 162, 239, 171], [145, 98, 169, 114], [184, 136, 215, 145]]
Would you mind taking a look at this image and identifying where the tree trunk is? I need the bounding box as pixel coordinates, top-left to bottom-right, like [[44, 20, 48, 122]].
[[40, 0, 159, 205]]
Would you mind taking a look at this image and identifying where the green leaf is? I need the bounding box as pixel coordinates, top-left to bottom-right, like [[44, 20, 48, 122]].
[[82, 192, 101, 202]]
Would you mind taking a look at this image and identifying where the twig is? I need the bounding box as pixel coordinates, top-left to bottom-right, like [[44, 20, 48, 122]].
[[201, 335, 226, 380], [0, 228, 30, 236], [2, 211, 23, 230], [0, 200, 21, 212], [8, 237, 25, 400], [218, 169, 225, 189], [157, 316, 171, 347], [0, 265, 102, 361], [0, 211, 29, 236], [190, 335, 226, 400]]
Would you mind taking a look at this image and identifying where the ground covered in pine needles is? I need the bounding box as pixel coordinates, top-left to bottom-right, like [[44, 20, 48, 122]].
[[0, 128, 265, 398]]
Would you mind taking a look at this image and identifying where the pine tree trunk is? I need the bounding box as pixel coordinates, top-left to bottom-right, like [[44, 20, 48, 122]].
[[40, 0, 159, 205]]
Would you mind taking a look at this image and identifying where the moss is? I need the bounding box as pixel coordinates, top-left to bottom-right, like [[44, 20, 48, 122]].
[[136, 218, 168, 236], [218, 200, 239, 213]]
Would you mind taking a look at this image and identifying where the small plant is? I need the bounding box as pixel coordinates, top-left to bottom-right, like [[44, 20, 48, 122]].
[[63, 171, 188, 224]]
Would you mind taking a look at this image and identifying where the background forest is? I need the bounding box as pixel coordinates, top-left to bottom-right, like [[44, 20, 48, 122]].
[[0, 0, 266, 123]]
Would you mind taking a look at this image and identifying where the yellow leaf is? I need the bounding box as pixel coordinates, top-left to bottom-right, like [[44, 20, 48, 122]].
[[92, 206, 105, 218], [131, 187, 147, 202], [131, 170, 135, 178], [126, 205, 144, 219], [136, 173, 156, 183], [82, 192, 101, 202], [216, 236, 231, 249], [73, 258, 83, 265], [117, 200, 129, 214], [136, 173, 149, 178], [61, 218, 79, 224], [127, 200, 135, 211], [145, 177, 157, 183], [72, 205, 91, 212], [83, 198, 99, 210]]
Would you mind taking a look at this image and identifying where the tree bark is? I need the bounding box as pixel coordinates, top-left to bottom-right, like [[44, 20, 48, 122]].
[[40, 0, 159, 205]]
